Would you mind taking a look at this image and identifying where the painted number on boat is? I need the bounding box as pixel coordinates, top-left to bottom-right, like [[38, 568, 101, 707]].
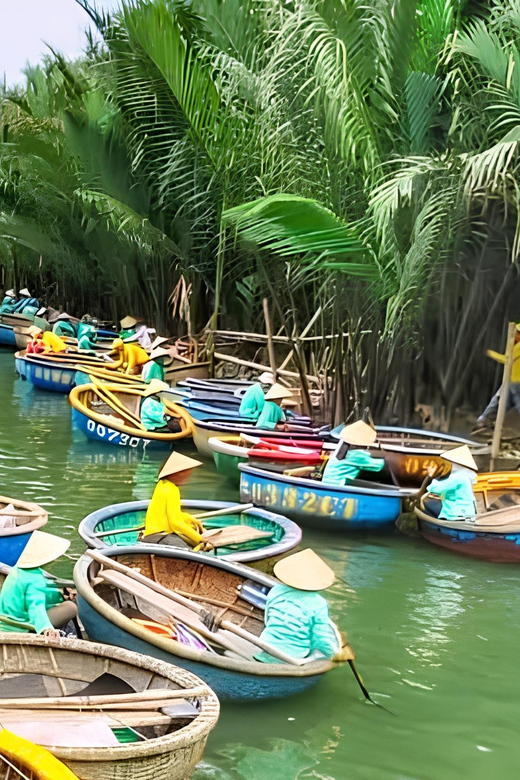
[[86, 419, 141, 447], [243, 478, 357, 518]]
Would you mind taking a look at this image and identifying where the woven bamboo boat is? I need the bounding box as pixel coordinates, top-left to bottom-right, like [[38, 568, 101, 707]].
[[69, 383, 193, 448], [0, 730, 79, 779], [78, 498, 301, 571], [415, 471, 520, 562], [0, 635, 219, 780], [0, 496, 48, 566], [74, 546, 338, 701]]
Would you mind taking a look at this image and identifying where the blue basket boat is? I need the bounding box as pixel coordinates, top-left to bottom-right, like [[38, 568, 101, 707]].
[[0, 496, 48, 566], [78, 499, 301, 571], [15, 352, 77, 393], [74, 545, 337, 701], [0, 323, 17, 348], [239, 463, 416, 530], [69, 382, 193, 449]]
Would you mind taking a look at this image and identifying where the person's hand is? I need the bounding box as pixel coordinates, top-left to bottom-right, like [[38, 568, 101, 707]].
[[41, 628, 61, 639], [333, 642, 356, 662], [426, 464, 438, 478]]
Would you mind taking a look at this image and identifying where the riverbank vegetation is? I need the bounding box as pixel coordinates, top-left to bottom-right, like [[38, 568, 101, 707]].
[[1, 0, 520, 423]]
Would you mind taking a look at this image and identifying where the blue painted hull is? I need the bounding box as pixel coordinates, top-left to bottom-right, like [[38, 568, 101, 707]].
[[71, 407, 170, 449], [0, 533, 32, 566], [77, 595, 323, 701], [0, 325, 16, 348], [239, 464, 407, 530], [22, 358, 76, 393]]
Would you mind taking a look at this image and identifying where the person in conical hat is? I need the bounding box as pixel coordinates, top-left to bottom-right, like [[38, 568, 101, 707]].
[[423, 445, 478, 521], [141, 347, 170, 384], [140, 380, 184, 434], [475, 323, 520, 431], [238, 372, 275, 421], [12, 288, 40, 317], [255, 383, 294, 430], [0, 289, 17, 314], [322, 420, 385, 486], [256, 549, 353, 664], [51, 311, 77, 339], [0, 531, 77, 639], [143, 452, 210, 550]]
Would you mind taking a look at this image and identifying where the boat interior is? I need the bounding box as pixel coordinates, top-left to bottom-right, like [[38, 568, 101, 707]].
[[0, 642, 203, 748], [90, 553, 269, 662]]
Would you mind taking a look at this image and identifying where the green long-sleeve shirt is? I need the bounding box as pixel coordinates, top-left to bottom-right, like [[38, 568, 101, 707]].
[[322, 449, 385, 485], [255, 401, 285, 430], [239, 383, 265, 419], [256, 583, 340, 663], [141, 360, 165, 383], [0, 566, 63, 634], [141, 397, 167, 430]]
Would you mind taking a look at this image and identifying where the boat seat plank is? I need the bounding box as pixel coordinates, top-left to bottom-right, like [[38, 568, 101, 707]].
[[0, 702, 198, 729], [0, 719, 121, 748]]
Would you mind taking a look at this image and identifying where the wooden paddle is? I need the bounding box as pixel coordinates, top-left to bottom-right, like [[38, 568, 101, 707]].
[[0, 686, 209, 710], [201, 526, 272, 547], [193, 503, 254, 520]]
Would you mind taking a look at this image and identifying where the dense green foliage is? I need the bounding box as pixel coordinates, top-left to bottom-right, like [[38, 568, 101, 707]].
[[2, 0, 520, 422]]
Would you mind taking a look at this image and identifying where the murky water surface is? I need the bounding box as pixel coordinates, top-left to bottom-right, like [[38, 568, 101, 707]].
[[0, 351, 519, 779]]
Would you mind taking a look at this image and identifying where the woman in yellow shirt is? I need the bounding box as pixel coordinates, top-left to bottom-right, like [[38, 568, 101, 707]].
[[143, 451, 212, 550]]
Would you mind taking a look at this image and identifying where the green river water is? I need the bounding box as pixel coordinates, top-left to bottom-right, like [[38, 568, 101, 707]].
[[1, 350, 520, 780]]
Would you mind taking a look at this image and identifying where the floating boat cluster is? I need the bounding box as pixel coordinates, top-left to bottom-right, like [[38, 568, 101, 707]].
[[1, 336, 516, 778]]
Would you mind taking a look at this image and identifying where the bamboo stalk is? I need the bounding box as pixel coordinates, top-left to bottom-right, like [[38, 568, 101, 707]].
[[220, 620, 303, 665], [263, 298, 277, 377], [490, 321, 517, 469]]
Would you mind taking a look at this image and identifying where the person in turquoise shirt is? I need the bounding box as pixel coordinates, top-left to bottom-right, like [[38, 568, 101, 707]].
[[78, 323, 98, 351], [0, 289, 16, 314], [0, 530, 77, 637], [119, 315, 138, 341], [322, 420, 385, 485], [256, 549, 353, 664], [51, 312, 77, 338], [239, 372, 274, 419], [141, 380, 178, 432], [423, 445, 477, 521], [141, 347, 169, 383], [256, 383, 294, 430]]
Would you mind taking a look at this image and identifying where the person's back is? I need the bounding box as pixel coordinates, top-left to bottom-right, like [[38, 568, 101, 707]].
[[428, 465, 476, 520], [239, 383, 265, 419], [141, 396, 166, 430], [256, 400, 285, 429], [52, 320, 76, 338], [323, 448, 384, 486], [257, 583, 339, 662], [0, 566, 61, 633], [142, 359, 165, 383], [41, 331, 67, 353], [0, 291, 16, 314]]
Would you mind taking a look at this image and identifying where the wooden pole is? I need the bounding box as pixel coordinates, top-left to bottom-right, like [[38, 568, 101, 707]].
[[262, 298, 277, 378], [213, 352, 319, 383], [490, 321, 517, 470]]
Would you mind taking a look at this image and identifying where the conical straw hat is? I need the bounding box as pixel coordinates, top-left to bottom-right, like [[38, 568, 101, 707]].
[[258, 372, 275, 384], [143, 379, 169, 397], [265, 383, 294, 402], [150, 336, 170, 349], [440, 445, 478, 471], [148, 347, 170, 362], [19, 288, 30, 297], [159, 451, 203, 480], [340, 420, 377, 446], [274, 549, 335, 591], [120, 316, 137, 329], [17, 531, 70, 569], [5, 290, 14, 297]]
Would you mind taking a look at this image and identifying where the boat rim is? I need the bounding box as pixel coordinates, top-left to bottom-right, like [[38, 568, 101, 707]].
[[78, 498, 302, 561]]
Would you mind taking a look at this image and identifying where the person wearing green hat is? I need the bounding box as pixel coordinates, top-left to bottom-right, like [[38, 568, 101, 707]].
[[141, 347, 169, 383], [0, 531, 77, 638], [476, 323, 520, 428]]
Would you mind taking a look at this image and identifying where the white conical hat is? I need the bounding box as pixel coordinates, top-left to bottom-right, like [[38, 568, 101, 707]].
[[120, 316, 137, 329], [440, 445, 478, 471], [150, 336, 170, 350], [258, 372, 275, 384], [340, 420, 377, 446], [5, 290, 14, 297], [17, 531, 70, 569], [148, 347, 170, 362], [265, 383, 294, 402], [19, 288, 30, 297], [274, 549, 336, 591], [143, 379, 169, 397], [27, 326, 43, 337], [158, 451, 203, 480]]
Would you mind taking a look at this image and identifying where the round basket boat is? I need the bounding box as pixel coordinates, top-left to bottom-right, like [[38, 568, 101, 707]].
[[78, 498, 301, 571], [0, 634, 219, 780], [0, 495, 48, 566], [69, 383, 193, 448]]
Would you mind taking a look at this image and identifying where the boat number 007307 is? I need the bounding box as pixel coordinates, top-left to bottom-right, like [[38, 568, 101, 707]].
[[86, 419, 141, 447]]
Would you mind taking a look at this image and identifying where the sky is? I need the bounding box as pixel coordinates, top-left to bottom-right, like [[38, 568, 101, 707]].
[[0, 0, 121, 87]]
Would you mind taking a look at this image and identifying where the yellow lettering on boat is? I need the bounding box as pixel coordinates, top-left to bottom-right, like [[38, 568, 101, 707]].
[[302, 492, 318, 513], [342, 499, 357, 518]]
